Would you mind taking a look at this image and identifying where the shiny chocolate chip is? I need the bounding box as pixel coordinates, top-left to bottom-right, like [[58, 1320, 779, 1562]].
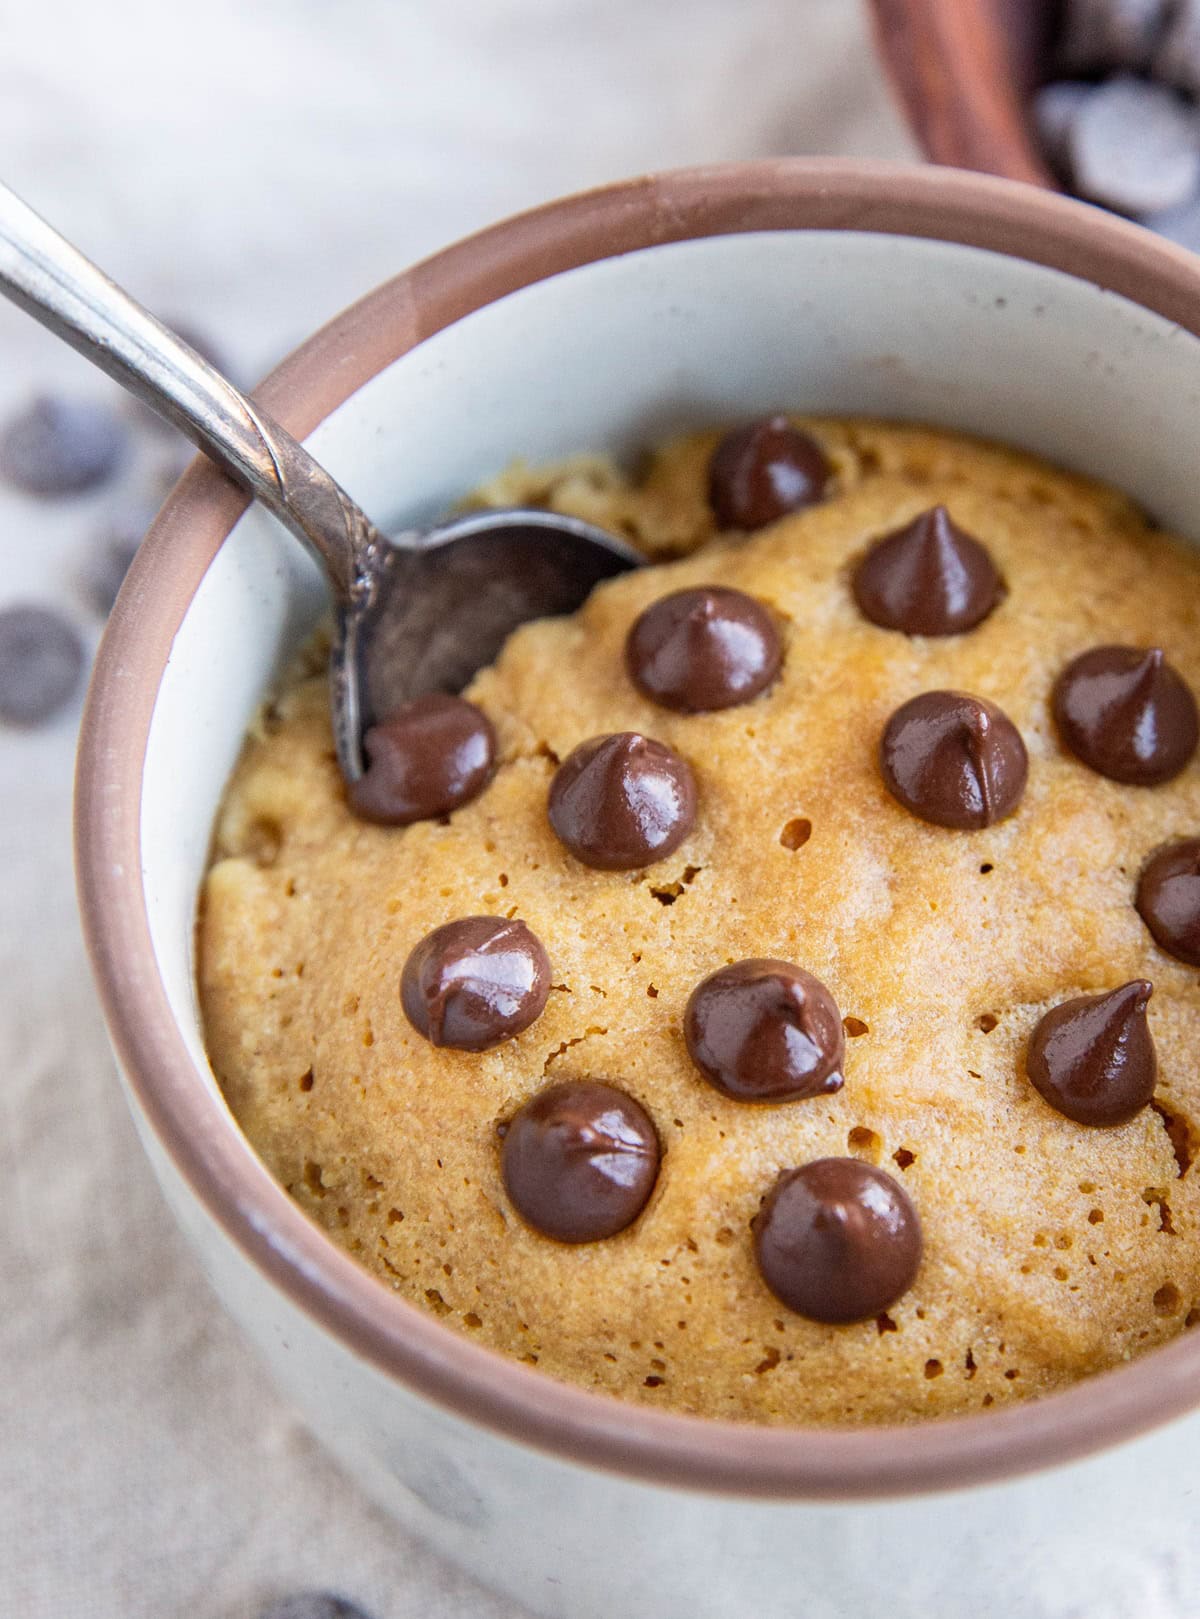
[[0, 394, 127, 496], [753, 1158, 922, 1324], [401, 916, 550, 1050], [1053, 646, 1198, 785], [1026, 981, 1156, 1126], [349, 694, 495, 825], [880, 690, 1027, 829], [852, 505, 1003, 636], [548, 732, 696, 869], [0, 604, 85, 726], [1137, 837, 1200, 964], [707, 416, 831, 531], [501, 1079, 660, 1242], [626, 586, 783, 713], [684, 959, 845, 1103]]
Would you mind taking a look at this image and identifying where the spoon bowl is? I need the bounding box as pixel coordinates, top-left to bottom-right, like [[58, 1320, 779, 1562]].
[[343, 507, 640, 739]]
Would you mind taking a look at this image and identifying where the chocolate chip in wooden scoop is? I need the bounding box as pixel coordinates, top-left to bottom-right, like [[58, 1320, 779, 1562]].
[[1070, 76, 1200, 215]]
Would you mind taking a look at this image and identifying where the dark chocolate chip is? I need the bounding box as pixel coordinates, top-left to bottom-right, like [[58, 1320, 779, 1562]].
[[1026, 981, 1157, 1126], [684, 959, 845, 1103], [880, 690, 1028, 829], [1137, 837, 1200, 964], [752, 1158, 922, 1324], [707, 416, 831, 531], [349, 694, 495, 825], [625, 586, 782, 712], [259, 1595, 374, 1619], [501, 1079, 660, 1243], [548, 732, 696, 869], [0, 604, 85, 726], [401, 916, 550, 1050], [0, 395, 127, 497], [852, 506, 1003, 636], [1053, 645, 1198, 785]]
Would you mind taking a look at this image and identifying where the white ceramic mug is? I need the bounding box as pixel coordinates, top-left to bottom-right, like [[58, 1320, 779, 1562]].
[[76, 161, 1200, 1619]]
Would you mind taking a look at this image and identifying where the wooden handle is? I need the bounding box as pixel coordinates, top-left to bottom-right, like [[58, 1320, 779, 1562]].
[[868, 0, 1059, 188]]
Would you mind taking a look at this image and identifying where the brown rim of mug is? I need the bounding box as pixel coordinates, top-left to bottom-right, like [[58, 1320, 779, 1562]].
[[76, 158, 1200, 1501]]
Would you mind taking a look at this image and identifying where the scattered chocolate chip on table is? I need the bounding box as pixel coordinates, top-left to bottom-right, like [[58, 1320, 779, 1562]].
[[0, 603, 85, 726], [0, 393, 127, 497]]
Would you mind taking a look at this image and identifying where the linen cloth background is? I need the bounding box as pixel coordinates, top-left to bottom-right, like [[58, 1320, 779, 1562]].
[[0, 2, 912, 1613]]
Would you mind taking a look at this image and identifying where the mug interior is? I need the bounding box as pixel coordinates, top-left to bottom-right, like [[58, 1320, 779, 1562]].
[[151, 227, 1200, 1096], [87, 164, 1200, 1497]]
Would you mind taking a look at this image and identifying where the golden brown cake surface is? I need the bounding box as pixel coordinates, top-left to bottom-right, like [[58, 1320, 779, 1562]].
[[199, 418, 1200, 1424]]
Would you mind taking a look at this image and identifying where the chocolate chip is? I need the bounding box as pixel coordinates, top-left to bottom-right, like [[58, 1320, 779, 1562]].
[[1033, 81, 1095, 176], [1137, 838, 1200, 964], [548, 732, 696, 870], [400, 916, 550, 1050], [1027, 981, 1157, 1126], [0, 394, 127, 497], [852, 506, 1003, 636], [501, 1079, 660, 1243], [1058, 0, 1168, 72], [880, 691, 1027, 829], [349, 694, 495, 825], [684, 959, 845, 1103], [625, 586, 782, 712], [707, 416, 831, 531], [1070, 76, 1200, 215], [752, 1158, 922, 1324], [0, 604, 85, 726], [259, 1595, 374, 1619], [1053, 646, 1198, 785]]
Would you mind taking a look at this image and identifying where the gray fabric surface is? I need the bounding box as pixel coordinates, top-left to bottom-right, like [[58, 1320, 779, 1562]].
[[0, 3, 910, 1613]]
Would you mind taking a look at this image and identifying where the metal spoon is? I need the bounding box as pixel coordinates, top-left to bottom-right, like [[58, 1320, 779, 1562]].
[[0, 181, 642, 780]]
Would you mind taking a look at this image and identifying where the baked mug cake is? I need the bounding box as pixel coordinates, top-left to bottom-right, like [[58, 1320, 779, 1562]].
[[199, 413, 1200, 1426]]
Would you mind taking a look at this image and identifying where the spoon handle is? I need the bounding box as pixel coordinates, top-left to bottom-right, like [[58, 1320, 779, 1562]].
[[0, 180, 380, 601]]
